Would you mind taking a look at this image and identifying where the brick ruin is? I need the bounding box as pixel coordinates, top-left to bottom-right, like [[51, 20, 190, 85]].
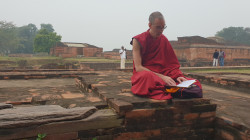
[[0, 69, 249, 140], [50, 42, 103, 58], [103, 36, 250, 67], [171, 36, 250, 67]]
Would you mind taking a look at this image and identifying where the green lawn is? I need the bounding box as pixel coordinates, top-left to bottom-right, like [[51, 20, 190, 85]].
[[0, 56, 133, 67]]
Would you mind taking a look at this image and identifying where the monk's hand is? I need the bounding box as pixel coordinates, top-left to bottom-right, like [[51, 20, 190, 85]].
[[177, 77, 187, 83], [162, 76, 176, 86]]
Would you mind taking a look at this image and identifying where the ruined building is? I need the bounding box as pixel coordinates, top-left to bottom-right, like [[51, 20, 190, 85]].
[[50, 42, 103, 58], [171, 36, 250, 66]]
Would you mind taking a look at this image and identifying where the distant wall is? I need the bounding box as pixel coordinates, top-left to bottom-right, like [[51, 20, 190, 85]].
[[50, 47, 103, 58], [103, 50, 132, 60], [83, 47, 103, 57], [173, 45, 250, 66]]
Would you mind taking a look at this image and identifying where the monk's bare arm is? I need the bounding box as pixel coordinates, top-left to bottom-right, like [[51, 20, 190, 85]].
[[132, 39, 150, 72], [132, 39, 176, 86]]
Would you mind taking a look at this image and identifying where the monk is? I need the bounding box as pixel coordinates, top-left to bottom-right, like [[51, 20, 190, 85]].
[[130, 11, 203, 100]]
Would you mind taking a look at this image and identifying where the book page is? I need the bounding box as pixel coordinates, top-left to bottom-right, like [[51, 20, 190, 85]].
[[176, 80, 196, 88]]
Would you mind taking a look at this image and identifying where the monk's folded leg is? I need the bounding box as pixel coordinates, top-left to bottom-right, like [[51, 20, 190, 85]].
[[131, 71, 172, 100]]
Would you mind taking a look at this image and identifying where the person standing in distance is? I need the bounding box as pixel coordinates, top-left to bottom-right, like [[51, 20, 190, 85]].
[[213, 49, 219, 66], [219, 49, 225, 66], [119, 46, 126, 69]]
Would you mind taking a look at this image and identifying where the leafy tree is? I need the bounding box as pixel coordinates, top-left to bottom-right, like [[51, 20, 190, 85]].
[[34, 28, 61, 53], [215, 27, 250, 46], [15, 23, 37, 53], [0, 21, 19, 55], [41, 23, 54, 33], [245, 27, 250, 33]]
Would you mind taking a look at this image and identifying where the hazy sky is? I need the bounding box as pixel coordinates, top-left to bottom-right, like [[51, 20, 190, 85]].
[[1, 0, 250, 51]]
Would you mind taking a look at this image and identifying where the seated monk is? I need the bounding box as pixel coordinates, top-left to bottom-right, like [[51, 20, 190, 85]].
[[130, 11, 203, 100]]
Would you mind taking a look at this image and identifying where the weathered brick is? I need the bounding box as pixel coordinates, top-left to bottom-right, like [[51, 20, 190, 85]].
[[219, 80, 228, 85], [191, 104, 217, 113], [184, 113, 199, 120], [121, 88, 131, 92], [220, 130, 234, 140], [108, 99, 133, 116], [125, 109, 155, 119], [200, 111, 216, 118], [3, 76, 9, 80], [239, 131, 248, 140], [44, 132, 78, 140], [114, 129, 161, 140], [91, 84, 106, 89], [228, 81, 236, 85]]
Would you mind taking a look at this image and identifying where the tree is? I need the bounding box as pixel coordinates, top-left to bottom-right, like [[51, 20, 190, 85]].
[[15, 24, 37, 53], [245, 27, 250, 33], [216, 27, 250, 46], [34, 28, 61, 53], [0, 21, 19, 55], [41, 23, 54, 33]]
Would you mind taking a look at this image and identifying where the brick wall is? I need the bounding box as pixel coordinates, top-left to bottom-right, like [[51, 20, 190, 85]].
[[103, 50, 133, 60], [80, 62, 133, 70], [177, 36, 220, 45], [51, 46, 103, 58], [83, 47, 103, 57], [215, 117, 250, 140], [173, 45, 250, 66]]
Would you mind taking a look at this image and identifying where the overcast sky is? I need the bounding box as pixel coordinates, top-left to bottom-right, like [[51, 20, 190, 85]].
[[1, 0, 250, 51]]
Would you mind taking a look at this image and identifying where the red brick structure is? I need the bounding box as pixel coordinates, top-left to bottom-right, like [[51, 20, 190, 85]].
[[103, 49, 132, 60], [50, 42, 103, 58], [176, 36, 221, 45], [171, 36, 250, 66]]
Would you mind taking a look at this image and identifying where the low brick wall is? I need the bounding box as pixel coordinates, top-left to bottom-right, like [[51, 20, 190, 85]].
[[215, 117, 250, 140], [0, 71, 97, 80], [75, 77, 217, 140], [184, 73, 250, 93], [80, 62, 133, 70]]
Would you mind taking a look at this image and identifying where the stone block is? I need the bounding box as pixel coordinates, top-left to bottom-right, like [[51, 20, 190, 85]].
[[0, 105, 97, 128], [121, 88, 131, 93], [3, 76, 9, 80], [200, 111, 216, 118], [191, 104, 217, 113], [91, 84, 106, 89], [0, 103, 13, 110], [44, 132, 78, 140], [0, 109, 121, 140], [113, 129, 161, 140], [220, 130, 234, 140], [108, 99, 133, 116], [219, 80, 228, 85], [31, 95, 62, 104], [125, 109, 155, 119], [184, 113, 199, 120], [173, 99, 196, 107]]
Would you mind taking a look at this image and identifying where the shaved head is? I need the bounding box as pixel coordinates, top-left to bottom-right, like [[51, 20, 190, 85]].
[[149, 11, 165, 24]]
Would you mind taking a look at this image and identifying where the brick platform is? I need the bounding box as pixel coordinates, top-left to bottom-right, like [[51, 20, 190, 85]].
[[0, 70, 249, 140]]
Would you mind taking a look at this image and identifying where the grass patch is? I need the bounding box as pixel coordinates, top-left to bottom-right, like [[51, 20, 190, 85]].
[[0, 56, 133, 68], [182, 68, 250, 74]]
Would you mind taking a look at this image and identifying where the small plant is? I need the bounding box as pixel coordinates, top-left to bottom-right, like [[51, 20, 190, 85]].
[[36, 133, 46, 140], [92, 137, 97, 140]]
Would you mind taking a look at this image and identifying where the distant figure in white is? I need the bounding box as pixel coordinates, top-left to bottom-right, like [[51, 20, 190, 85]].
[[119, 46, 126, 69]]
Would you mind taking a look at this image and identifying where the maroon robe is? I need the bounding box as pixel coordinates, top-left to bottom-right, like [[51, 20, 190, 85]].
[[131, 30, 202, 100]]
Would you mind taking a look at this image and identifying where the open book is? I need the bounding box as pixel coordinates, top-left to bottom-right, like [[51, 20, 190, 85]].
[[176, 80, 196, 88]]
